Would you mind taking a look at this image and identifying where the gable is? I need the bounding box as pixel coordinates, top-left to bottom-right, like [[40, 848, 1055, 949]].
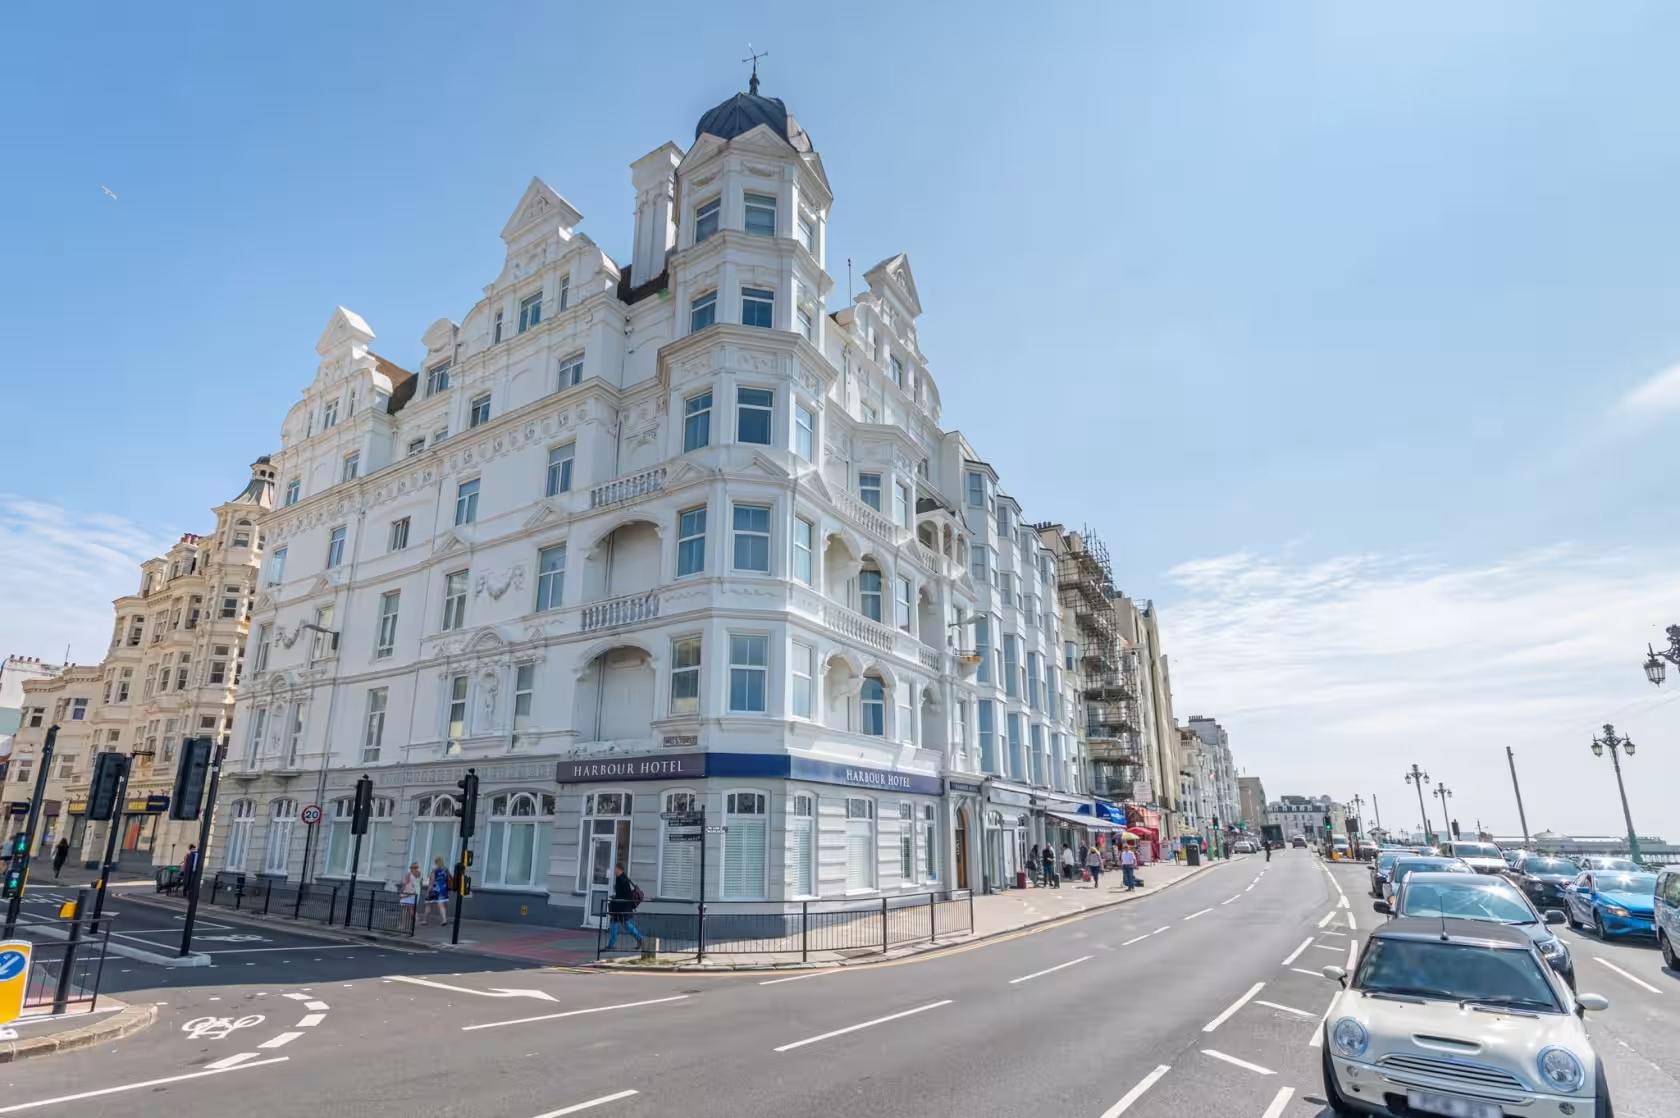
[[501, 177, 583, 245], [316, 306, 376, 357]]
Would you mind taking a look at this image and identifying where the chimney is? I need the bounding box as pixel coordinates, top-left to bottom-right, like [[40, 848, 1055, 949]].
[[630, 143, 683, 286]]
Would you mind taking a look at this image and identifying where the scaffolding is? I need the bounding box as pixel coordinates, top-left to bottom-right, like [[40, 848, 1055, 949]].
[[1044, 526, 1142, 776]]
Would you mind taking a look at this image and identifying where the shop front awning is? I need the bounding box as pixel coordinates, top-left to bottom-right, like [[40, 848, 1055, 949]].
[[1046, 809, 1124, 831]]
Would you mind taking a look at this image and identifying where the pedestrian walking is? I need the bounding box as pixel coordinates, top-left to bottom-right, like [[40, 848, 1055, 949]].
[[426, 856, 451, 926], [1086, 844, 1102, 888], [1028, 844, 1041, 886], [1121, 842, 1138, 890], [1061, 843, 1076, 885], [181, 843, 201, 900], [604, 863, 644, 951], [51, 837, 70, 879], [1041, 844, 1058, 888], [400, 861, 424, 929]]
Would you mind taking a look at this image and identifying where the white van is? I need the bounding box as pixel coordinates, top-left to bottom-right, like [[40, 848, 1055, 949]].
[[1441, 839, 1507, 875]]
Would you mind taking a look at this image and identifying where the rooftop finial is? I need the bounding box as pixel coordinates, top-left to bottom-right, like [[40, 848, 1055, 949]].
[[742, 43, 768, 95]]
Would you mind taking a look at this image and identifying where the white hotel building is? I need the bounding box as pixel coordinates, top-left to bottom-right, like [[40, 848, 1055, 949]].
[[223, 82, 1085, 924]]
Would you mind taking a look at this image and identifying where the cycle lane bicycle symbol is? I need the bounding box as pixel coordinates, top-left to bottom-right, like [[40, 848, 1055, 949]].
[[182, 1015, 264, 1041]]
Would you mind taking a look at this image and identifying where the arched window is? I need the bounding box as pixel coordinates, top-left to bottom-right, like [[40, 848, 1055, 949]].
[[789, 793, 816, 898], [264, 799, 298, 875], [659, 790, 700, 899], [232, 519, 252, 548], [408, 794, 458, 873], [224, 800, 255, 870], [323, 796, 393, 879], [484, 792, 555, 889], [860, 675, 886, 736], [722, 791, 768, 900]]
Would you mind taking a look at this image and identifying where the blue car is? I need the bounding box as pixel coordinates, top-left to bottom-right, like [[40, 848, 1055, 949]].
[[1564, 869, 1659, 939]]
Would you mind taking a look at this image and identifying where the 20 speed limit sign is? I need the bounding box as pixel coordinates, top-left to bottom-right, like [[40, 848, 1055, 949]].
[[300, 804, 323, 826]]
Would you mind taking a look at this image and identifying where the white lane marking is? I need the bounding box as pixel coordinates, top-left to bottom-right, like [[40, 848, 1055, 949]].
[[1311, 944, 1342, 952], [1281, 937, 1313, 966], [1203, 981, 1265, 1032], [1346, 939, 1358, 971], [0, 1057, 290, 1113], [303, 1000, 330, 1011], [1202, 1048, 1275, 1075], [1308, 997, 1336, 1047], [1291, 967, 1326, 978], [1098, 1064, 1171, 1117], [202, 945, 364, 954], [1261, 1085, 1296, 1118], [773, 999, 953, 1052], [531, 1090, 640, 1118], [1122, 926, 1170, 946], [258, 1032, 303, 1050], [464, 994, 690, 1032], [1594, 956, 1663, 994], [283, 993, 311, 1002], [759, 970, 840, 985], [1318, 910, 1337, 928], [1009, 955, 1093, 984], [296, 1013, 325, 1028], [1255, 999, 1318, 1019], [1337, 896, 1349, 909], [205, 1052, 259, 1070], [386, 975, 558, 1001], [1245, 882, 1257, 892], [1183, 907, 1214, 921], [1222, 895, 1241, 905], [1346, 912, 1357, 931]]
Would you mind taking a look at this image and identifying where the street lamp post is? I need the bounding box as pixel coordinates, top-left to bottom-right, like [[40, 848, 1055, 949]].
[[1404, 765, 1431, 844], [1433, 784, 1454, 842], [1590, 724, 1644, 866], [1640, 625, 1680, 686]]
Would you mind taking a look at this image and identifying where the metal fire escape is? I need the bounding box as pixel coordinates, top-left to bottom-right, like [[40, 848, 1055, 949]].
[[1053, 530, 1142, 803]]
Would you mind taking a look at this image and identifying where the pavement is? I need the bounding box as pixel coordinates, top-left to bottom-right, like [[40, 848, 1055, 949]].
[[0, 848, 1672, 1117]]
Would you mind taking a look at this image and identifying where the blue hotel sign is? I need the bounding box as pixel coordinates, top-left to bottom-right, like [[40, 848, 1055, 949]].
[[556, 752, 943, 797]]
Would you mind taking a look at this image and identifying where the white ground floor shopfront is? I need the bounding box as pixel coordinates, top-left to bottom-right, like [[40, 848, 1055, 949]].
[[208, 750, 959, 927]]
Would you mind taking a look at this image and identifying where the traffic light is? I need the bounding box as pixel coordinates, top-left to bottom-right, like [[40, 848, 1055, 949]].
[[169, 738, 213, 821], [456, 769, 479, 838], [1451, 819, 1461, 839], [351, 775, 374, 835], [1, 833, 27, 899], [88, 752, 129, 822]]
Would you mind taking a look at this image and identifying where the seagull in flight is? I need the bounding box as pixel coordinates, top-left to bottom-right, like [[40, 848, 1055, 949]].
[[100, 184, 118, 201]]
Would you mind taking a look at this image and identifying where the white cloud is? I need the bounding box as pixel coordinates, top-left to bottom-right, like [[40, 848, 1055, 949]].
[[1161, 545, 1680, 841], [1615, 361, 1680, 413], [0, 495, 171, 668]]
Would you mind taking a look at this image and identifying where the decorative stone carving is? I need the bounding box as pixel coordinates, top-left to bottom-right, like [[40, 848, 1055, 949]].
[[474, 565, 526, 601]]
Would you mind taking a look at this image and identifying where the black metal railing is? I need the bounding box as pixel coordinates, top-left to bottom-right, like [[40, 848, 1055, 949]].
[[6, 891, 114, 1019], [205, 876, 415, 936], [594, 890, 973, 963]]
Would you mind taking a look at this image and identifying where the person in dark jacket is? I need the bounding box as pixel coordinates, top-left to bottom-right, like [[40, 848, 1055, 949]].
[[605, 863, 644, 950], [52, 837, 70, 879], [1040, 844, 1058, 888], [181, 843, 201, 899]]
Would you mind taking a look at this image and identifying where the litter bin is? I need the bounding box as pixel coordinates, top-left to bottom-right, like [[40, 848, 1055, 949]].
[[1184, 843, 1201, 867], [1015, 869, 1028, 889]]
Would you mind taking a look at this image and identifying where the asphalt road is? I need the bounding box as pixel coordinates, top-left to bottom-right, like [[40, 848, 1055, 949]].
[[3, 850, 1675, 1117]]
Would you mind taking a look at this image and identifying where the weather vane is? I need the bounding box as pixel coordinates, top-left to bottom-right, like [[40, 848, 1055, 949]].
[[742, 44, 768, 95]]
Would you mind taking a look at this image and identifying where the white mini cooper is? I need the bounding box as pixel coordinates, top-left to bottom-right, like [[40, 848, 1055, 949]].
[[1320, 917, 1612, 1117]]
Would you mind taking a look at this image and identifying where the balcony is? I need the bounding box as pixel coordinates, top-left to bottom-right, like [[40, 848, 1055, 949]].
[[822, 602, 895, 655], [834, 487, 902, 545], [581, 589, 661, 633], [917, 643, 946, 673], [590, 466, 666, 511]]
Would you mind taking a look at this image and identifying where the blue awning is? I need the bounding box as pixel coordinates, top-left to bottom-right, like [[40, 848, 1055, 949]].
[[1078, 800, 1127, 825]]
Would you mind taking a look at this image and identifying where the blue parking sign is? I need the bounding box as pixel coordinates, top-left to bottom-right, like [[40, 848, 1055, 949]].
[[0, 941, 32, 1026]]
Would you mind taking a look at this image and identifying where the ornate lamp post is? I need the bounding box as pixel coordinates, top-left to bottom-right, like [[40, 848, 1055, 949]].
[[1432, 784, 1454, 842], [1404, 765, 1431, 844], [1590, 724, 1644, 865], [1641, 625, 1680, 686]]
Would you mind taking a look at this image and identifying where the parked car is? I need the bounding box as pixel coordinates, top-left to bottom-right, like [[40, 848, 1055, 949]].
[[1657, 866, 1680, 970], [1439, 839, 1507, 875], [1384, 856, 1473, 907], [1320, 918, 1611, 1117], [1376, 871, 1575, 989], [1565, 869, 1659, 940], [1502, 848, 1530, 869], [1232, 839, 1257, 854], [1514, 855, 1583, 911], [1577, 855, 1641, 873], [1291, 835, 1308, 848], [1369, 850, 1404, 898]]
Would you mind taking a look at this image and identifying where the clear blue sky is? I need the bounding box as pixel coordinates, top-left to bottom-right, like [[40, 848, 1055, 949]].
[[6, 3, 1680, 837]]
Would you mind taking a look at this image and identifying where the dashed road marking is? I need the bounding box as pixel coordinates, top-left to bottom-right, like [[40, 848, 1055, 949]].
[[1594, 956, 1662, 994], [1281, 937, 1313, 966], [1183, 907, 1214, 922], [1261, 1085, 1295, 1118], [0, 1057, 293, 1112], [464, 995, 691, 1033], [1222, 895, 1241, 905], [1122, 926, 1170, 946], [531, 1090, 640, 1118], [1317, 910, 1337, 928], [1098, 1065, 1171, 1117], [1203, 982, 1265, 1033], [258, 1032, 303, 1050], [1009, 956, 1093, 984], [774, 999, 953, 1052], [1202, 1049, 1274, 1075], [1255, 999, 1318, 1019]]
